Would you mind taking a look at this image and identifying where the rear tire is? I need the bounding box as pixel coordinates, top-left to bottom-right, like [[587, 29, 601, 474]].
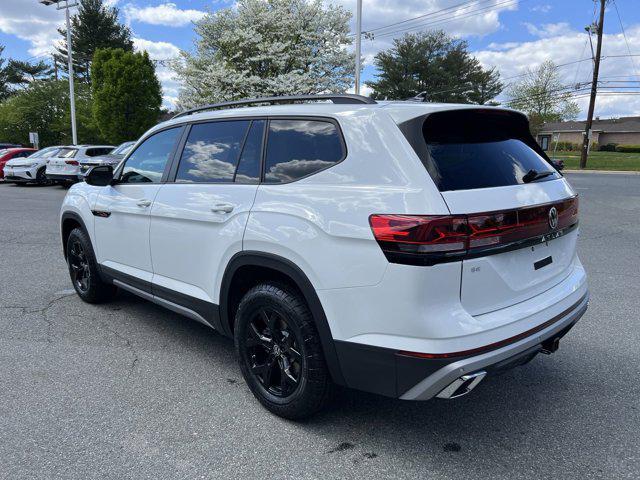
[[66, 228, 117, 303], [234, 283, 332, 420]]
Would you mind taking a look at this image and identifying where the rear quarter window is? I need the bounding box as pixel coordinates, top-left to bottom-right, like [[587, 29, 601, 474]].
[[399, 109, 560, 192], [264, 119, 345, 183]]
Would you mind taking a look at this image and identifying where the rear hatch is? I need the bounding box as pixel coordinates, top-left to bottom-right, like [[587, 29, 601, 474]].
[[47, 147, 80, 175], [401, 108, 579, 315]]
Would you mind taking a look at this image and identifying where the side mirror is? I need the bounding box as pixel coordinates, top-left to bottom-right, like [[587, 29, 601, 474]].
[[84, 165, 114, 186]]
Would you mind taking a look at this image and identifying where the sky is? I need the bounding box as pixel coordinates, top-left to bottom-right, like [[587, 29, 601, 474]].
[[1, 0, 639, 118]]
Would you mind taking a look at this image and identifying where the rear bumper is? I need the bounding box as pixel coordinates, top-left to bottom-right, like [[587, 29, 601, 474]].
[[335, 291, 589, 400]]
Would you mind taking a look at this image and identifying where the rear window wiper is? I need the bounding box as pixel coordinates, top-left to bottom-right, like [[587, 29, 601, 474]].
[[522, 169, 555, 183]]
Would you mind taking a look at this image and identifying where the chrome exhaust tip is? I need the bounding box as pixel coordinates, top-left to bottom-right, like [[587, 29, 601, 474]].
[[436, 371, 487, 399]]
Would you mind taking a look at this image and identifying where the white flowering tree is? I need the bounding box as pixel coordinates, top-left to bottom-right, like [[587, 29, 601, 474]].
[[172, 0, 355, 109]]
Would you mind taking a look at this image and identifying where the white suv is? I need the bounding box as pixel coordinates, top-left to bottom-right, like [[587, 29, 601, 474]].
[[46, 145, 114, 184], [3, 146, 62, 184], [59, 95, 589, 419]]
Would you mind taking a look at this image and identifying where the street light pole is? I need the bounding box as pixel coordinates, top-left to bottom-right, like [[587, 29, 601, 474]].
[[354, 0, 362, 95], [65, 4, 78, 145], [39, 0, 78, 145]]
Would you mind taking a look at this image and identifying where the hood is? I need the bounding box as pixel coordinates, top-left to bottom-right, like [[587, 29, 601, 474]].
[[5, 157, 40, 167]]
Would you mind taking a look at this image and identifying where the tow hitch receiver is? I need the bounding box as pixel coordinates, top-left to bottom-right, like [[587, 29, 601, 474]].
[[541, 337, 560, 355]]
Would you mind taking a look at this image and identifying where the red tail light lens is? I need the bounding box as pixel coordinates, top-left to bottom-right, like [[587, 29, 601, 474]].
[[368, 215, 467, 253], [65, 160, 79, 166], [369, 197, 578, 265]]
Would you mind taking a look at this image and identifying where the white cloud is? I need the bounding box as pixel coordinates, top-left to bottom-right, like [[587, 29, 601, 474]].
[[530, 4, 552, 13], [332, 0, 519, 67], [524, 22, 572, 38], [133, 37, 180, 59], [0, 1, 64, 57], [124, 2, 205, 27], [475, 25, 640, 118]]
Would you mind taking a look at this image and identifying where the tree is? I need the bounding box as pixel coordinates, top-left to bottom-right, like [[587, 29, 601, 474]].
[[55, 0, 133, 82], [505, 60, 580, 133], [5, 59, 53, 84], [0, 45, 11, 101], [0, 79, 103, 146], [91, 48, 162, 143], [172, 0, 354, 109], [366, 31, 503, 104]]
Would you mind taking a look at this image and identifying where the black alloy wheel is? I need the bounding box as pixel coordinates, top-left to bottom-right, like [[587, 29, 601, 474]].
[[68, 240, 91, 293], [235, 283, 332, 419], [65, 227, 117, 303], [245, 307, 303, 397]]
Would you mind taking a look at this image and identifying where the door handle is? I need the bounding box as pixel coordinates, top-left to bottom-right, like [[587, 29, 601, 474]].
[[211, 203, 234, 214], [137, 199, 152, 208]]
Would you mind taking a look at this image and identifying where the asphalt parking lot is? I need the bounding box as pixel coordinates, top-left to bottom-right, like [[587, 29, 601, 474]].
[[1, 173, 638, 479]]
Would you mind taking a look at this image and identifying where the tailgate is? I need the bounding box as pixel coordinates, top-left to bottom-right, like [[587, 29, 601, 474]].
[[442, 179, 578, 315]]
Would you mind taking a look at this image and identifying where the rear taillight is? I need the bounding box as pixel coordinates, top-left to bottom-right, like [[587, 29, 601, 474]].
[[369, 197, 578, 266], [65, 160, 79, 165]]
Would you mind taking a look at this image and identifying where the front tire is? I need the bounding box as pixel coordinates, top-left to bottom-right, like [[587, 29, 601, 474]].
[[234, 283, 332, 419], [36, 167, 51, 185], [66, 228, 117, 303]]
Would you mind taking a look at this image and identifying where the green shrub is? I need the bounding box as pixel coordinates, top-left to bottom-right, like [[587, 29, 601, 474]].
[[615, 145, 640, 153], [553, 141, 581, 151], [599, 143, 618, 152]]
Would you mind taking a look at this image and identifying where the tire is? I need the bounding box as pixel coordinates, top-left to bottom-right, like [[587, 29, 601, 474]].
[[66, 227, 117, 303], [36, 167, 50, 185], [234, 283, 332, 419]]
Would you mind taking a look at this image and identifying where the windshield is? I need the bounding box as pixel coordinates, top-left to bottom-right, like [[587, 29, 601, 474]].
[[112, 142, 135, 155], [30, 147, 61, 158], [57, 148, 78, 158]]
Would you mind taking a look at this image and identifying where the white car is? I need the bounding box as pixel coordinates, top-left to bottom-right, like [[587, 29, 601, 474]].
[[3, 146, 63, 184], [46, 145, 114, 184], [59, 95, 589, 419]]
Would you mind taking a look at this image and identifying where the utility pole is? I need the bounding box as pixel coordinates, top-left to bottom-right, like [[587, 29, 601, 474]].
[[354, 0, 362, 95], [580, 0, 606, 169], [40, 0, 78, 145]]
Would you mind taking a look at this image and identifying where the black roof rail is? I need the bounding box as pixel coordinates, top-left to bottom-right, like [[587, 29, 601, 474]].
[[172, 94, 376, 119]]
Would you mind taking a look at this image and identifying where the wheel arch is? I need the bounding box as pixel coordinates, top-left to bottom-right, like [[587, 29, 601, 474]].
[[220, 251, 346, 386], [60, 211, 89, 260]]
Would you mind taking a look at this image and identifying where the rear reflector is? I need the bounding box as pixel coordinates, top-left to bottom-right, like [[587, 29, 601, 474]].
[[369, 197, 578, 266]]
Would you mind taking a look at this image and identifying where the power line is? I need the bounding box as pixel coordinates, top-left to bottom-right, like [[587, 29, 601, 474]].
[[352, 0, 492, 37], [368, 0, 527, 40], [611, 0, 640, 80]]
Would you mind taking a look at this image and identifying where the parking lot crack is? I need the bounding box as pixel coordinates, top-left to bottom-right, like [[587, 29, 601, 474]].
[[98, 320, 140, 380]]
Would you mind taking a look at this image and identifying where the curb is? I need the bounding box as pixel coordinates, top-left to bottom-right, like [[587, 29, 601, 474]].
[[564, 169, 640, 175]]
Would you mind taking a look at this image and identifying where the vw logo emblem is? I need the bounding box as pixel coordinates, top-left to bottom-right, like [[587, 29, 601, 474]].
[[548, 207, 559, 230]]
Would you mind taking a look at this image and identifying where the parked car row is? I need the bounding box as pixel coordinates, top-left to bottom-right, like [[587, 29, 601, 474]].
[[1, 141, 135, 186]]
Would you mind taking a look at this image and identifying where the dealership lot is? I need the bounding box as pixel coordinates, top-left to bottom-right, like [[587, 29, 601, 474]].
[[0, 174, 638, 479]]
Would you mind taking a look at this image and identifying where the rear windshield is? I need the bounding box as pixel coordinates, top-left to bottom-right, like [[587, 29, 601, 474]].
[[400, 109, 560, 192]]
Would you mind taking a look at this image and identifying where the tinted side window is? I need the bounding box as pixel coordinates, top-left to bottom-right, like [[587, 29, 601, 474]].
[[264, 119, 344, 184], [120, 127, 181, 184], [176, 120, 250, 183], [234, 120, 264, 184]]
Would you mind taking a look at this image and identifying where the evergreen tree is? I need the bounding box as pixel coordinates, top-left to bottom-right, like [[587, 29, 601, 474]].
[[172, 0, 354, 109], [55, 0, 133, 83], [5, 59, 54, 84], [366, 31, 503, 104], [91, 48, 162, 143], [0, 45, 10, 101]]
